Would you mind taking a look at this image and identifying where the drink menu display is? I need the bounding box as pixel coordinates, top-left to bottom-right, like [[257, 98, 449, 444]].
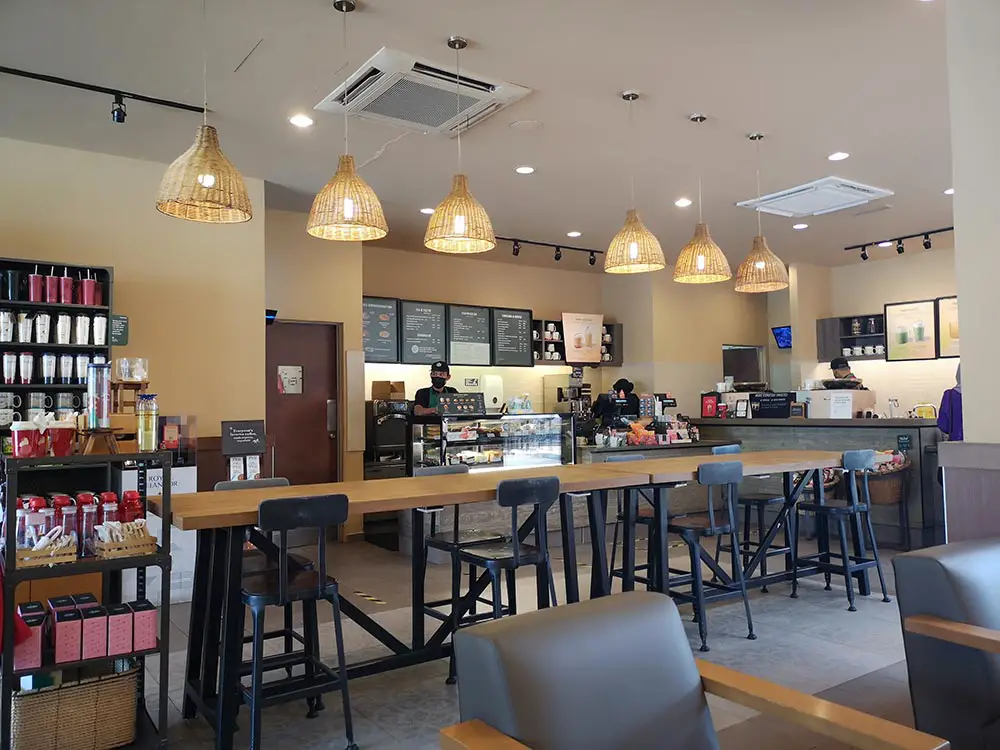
[[492, 308, 533, 367], [448, 305, 491, 366], [362, 297, 400, 363], [885, 299, 937, 362], [401, 301, 446, 364]]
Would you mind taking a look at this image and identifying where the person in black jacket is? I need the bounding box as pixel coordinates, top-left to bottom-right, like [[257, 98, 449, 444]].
[[612, 378, 641, 417], [413, 361, 459, 415]]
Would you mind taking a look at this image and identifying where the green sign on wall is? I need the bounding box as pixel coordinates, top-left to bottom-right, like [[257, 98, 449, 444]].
[[110, 314, 129, 346]]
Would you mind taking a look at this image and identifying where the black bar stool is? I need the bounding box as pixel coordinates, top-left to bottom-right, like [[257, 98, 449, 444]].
[[667, 460, 756, 652], [791, 450, 892, 611], [415, 464, 504, 684], [241, 494, 357, 750], [709, 445, 788, 593], [455, 476, 560, 624], [605, 454, 661, 589]]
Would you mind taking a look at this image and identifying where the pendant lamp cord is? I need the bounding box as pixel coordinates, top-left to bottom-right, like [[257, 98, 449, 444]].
[[201, 0, 208, 125], [343, 8, 350, 155], [755, 136, 763, 236], [455, 46, 462, 174], [628, 97, 636, 208]]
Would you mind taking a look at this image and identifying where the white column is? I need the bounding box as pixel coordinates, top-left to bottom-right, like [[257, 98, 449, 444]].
[[946, 0, 1000, 442]]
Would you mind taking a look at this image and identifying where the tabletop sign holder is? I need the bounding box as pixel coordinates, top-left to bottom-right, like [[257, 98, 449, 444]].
[[437, 393, 486, 417], [221, 419, 266, 481], [749, 392, 794, 419]]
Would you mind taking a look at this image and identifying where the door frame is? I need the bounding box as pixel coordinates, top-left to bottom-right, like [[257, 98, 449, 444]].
[[266, 318, 345, 484]]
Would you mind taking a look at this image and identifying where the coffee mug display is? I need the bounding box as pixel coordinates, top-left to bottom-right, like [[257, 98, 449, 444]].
[[0, 408, 21, 427], [0, 392, 22, 409], [57, 392, 80, 410], [28, 392, 53, 410], [34, 312, 50, 344]]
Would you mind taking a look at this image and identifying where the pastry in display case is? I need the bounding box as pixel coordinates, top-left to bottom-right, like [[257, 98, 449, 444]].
[[408, 413, 574, 473]]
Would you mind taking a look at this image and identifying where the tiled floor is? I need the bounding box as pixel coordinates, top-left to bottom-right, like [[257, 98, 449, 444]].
[[151, 537, 911, 749]]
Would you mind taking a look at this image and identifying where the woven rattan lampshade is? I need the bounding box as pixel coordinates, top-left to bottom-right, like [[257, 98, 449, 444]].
[[673, 222, 731, 284], [604, 209, 666, 274], [424, 174, 496, 254], [156, 125, 253, 224], [734, 235, 789, 293], [307, 155, 388, 241]]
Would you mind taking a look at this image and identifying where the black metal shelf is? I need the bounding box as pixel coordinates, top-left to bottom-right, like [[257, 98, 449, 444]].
[[0, 299, 109, 313], [14, 644, 161, 678], [1, 383, 87, 391], [1, 342, 107, 352], [840, 333, 885, 339], [5, 551, 169, 583]]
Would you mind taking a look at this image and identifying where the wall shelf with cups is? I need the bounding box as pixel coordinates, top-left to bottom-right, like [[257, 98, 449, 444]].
[[531, 319, 623, 366], [816, 313, 886, 363], [0, 258, 113, 438]]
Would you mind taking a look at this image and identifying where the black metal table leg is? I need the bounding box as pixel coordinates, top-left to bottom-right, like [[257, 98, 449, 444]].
[[411, 508, 427, 649], [653, 486, 670, 594], [215, 526, 247, 750], [588, 490, 611, 599], [848, 511, 872, 596], [183, 528, 214, 719], [559, 493, 580, 604], [622, 488, 638, 592]]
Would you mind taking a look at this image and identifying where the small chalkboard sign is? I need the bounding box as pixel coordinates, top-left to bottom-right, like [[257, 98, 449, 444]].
[[789, 402, 807, 418], [110, 314, 129, 346], [221, 419, 266, 457], [749, 392, 794, 419], [437, 393, 486, 416], [897, 434, 912, 452]]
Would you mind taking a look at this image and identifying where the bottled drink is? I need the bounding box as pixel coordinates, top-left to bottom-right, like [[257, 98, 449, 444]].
[[137, 393, 159, 452]]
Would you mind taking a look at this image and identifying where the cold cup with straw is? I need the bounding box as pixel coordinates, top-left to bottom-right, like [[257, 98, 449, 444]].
[[45, 267, 59, 303], [81, 270, 97, 306], [27, 266, 43, 303], [60, 267, 74, 305]]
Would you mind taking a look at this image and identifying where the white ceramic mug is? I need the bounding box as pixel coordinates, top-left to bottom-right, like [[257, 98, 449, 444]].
[[841, 347, 852, 356], [28, 392, 53, 409], [0, 408, 21, 427], [852, 346, 863, 356], [56, 392, 80, 409], [875, 344, 885, 355], [863, 346, 875, 355], [0, 392, 21, 409]]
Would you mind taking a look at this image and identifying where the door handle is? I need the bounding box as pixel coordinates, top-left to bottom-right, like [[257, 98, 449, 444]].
[[327, 399, 337, 439]]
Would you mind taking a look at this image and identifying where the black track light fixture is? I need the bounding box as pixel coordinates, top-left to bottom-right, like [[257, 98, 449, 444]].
[[589, 251, 596, 266], [923, 234, 932, 250], [512, 240, 520, 257], [111, 94, 126, 123], [860, 246, 869, 261], [554, 247, 562, 262], [896, 239, 905, 255]]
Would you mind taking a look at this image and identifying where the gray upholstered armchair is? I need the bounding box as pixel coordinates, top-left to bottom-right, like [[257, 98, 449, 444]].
[[441, 592, 946, 750], [895, 539, 1000, 750]]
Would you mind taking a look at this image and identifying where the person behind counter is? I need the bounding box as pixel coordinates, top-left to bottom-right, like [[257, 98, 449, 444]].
[[612, 378, 641, 416], [413, 361, 459, 416], [830, 356, 863, 384], [937, 364, 963, 441]]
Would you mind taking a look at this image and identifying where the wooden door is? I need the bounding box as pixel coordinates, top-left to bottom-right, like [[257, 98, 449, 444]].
[[266, 322, 339, 484]]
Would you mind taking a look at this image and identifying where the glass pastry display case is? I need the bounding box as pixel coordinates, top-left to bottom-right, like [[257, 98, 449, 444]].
[[408, 413, 575, 473]]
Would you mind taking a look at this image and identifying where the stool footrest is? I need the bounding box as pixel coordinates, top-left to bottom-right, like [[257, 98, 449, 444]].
[[240, 671, 345, 709]]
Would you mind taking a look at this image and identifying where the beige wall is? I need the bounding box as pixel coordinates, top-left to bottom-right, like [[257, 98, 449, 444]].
[[0, 137, 266, 435], [799, 249, 959, 414], [766, 289, 793, 392], [788, 263, 832, 388]]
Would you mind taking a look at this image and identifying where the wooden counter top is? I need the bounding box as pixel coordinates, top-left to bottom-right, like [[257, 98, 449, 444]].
[[691, 418, 938, 428], [597, 449, 843, 484]]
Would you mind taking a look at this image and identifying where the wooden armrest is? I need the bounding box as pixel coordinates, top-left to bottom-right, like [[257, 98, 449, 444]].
[[904, 614, 1000, 654], [440, 720, 531, 750], [697, 660, 949, 750]]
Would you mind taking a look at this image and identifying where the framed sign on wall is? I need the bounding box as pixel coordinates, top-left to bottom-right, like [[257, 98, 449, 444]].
[[884, 299, 937, 362], [935, 296, 960, 358]]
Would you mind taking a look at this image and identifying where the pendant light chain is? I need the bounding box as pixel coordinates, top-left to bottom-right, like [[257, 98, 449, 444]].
[[628, 97, 636, 208], [455, 45, 462, 174], [201, 0, 208, 125], [342, 7, 350, 155], [755, 136, 763, 236]]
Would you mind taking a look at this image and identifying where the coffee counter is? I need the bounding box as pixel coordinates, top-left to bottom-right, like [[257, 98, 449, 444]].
[[576, 439, 738, 463], [690, 418, 943, 549]]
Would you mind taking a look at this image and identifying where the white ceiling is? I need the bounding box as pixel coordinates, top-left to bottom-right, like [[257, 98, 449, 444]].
[[0, 0, 953, 271]]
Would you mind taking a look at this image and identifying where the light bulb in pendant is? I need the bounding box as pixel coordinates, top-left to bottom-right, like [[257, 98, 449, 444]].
[[696, 254, 706, 271], [754, 260, 766, 269], [629, 242, 639, 260], [454, 215, 467, 234], [197, 173, 216, 189], [342, 197, 355, 220]]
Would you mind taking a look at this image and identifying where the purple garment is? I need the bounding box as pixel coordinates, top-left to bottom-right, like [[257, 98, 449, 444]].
[[937, 387, 964, 441]]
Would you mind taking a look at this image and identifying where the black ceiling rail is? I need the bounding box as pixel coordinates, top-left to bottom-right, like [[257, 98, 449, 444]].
[[843, 226, 954, 252], [0, 65, 205, 114], [495, 236, 604, 255]]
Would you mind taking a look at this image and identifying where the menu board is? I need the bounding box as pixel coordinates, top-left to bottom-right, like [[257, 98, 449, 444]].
[[491, 308, 533, 367], [361, 297, 399, 363], [885, 300, 937, 362], [936, 296, 960, 358], [401, 300, 446, 364], [562, 312, 604, 364], [448, 305, 491, 366]]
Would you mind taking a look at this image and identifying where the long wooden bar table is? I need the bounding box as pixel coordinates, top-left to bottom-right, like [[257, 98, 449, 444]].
[[152, 463, 647, 750]]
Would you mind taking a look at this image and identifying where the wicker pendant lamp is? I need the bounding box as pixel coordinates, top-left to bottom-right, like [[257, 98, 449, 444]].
[[605, 92, 665, 274], [424, 36, 495, 254], [735, 133, 789, 293], [307, 0, 388, 242], [156, 0, 252, 224], [674, 115, 731, 284]]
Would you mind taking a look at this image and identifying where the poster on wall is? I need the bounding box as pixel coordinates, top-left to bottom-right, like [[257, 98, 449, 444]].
[[561, 312, 604, 364], [884, 300, 937, 362], [936, 296, 960, 358]]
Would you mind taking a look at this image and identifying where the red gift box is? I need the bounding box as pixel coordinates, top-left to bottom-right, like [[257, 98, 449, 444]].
[[14, 614, 45, 671]]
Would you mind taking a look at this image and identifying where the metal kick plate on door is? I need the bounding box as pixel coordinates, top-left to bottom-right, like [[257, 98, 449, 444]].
[[327, 399, 337, 438]]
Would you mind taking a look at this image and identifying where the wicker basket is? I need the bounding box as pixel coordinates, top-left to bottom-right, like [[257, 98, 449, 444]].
[[12, 667, 137, 750], [857, 461, 911, 506]]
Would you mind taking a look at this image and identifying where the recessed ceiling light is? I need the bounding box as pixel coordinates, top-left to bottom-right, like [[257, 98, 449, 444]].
[[514, 165, 535, 175], [420, 208, 435, 215], [674, 198, 693, 208], [827, 152, 850, 161], [288, 113, 314, 128], [792, 223, 808, 230], [566, 231, 582, 238], [878, 241, 893, 248], [944, 188, 955, 195]]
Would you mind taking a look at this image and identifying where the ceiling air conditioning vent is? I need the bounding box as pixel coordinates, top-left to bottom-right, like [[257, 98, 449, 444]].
[[736, 177, 894, 218], [315, 47, 531, 136]]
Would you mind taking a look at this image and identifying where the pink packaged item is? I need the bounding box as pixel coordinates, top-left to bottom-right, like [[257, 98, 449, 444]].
[[14, 614, 45, 671], [106, 604, 133, 656], [54, 609, 82, 663], [80, 606, 108, 659], [129, 600, 158, 651], [72, 593, 98, 609], [47, 595, 76, 613], [17, 601, 44, 618]]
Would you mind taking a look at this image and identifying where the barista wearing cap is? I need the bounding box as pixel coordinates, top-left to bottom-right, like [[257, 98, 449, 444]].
[[611, 377, 641, 416], [830, 357, 862, 383], [413, 361, 459, 416]]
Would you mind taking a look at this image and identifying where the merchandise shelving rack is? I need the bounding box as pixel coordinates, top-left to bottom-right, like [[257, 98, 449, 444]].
[[0, 452, 171, 749]]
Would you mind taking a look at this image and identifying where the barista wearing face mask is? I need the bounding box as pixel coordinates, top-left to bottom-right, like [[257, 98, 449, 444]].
[[413, 361, 459, 416], [611, 377, 641, 417]]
